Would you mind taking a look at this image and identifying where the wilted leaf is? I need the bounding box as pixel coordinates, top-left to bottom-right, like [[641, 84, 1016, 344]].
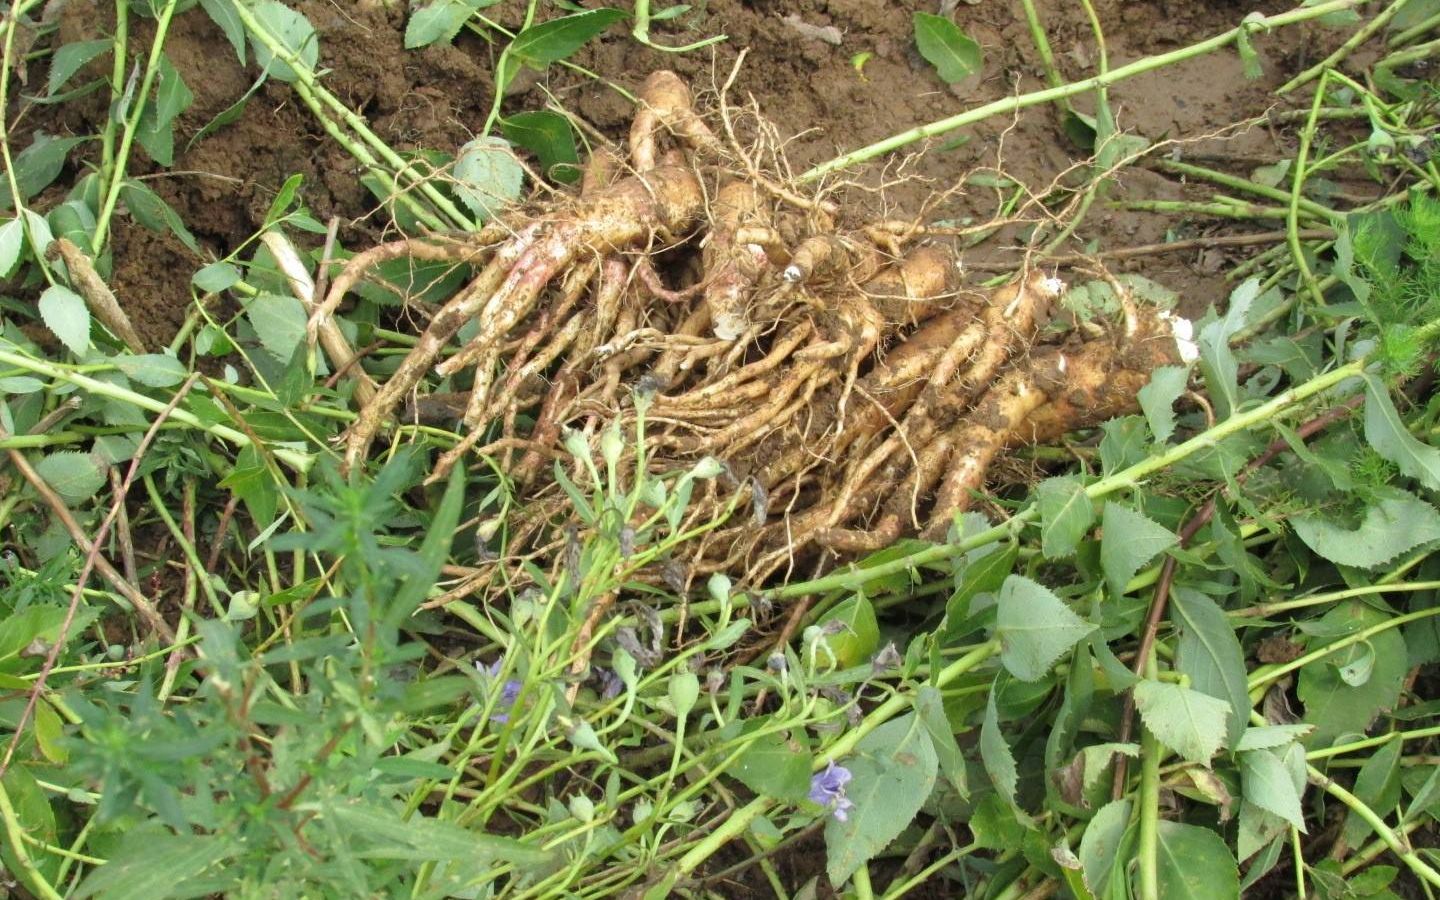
[[997, 575, 1094, 681], [913, 13, 981, 84], [1134, 680, 1229, 764], [1291, 491, 1440, 569], [39, 284, 91, 354]]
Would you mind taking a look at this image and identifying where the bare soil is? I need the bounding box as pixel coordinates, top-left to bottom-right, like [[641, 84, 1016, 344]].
[[36, 0, 1349, 347]]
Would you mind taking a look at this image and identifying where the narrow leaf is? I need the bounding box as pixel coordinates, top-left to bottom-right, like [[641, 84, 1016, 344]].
[[47, 39, 110, 96], [1342, 735, 1401, 847], [1362, 373, 1440, 490], [980, 684, 1020, 806], [509, 9, 627, 70]]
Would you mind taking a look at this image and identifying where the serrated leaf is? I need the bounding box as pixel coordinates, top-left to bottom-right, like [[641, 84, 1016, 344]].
[[1, 133, 87, 209], [0, 217, 24, 278], [1036, 475, 1094, 559], [1155, 820, 1239, 899], [121, 179, 199, 253], [1100, 502, 1176, 599], [33, 450, 107, 506], [730, 730, 812, 802], [22, 209, 52, 265], [1197, 278, 1260, 420], [502, 110, 581, 182], [113, 353, 188, 387], [1172, 586, 1248, 749], [1236, 724, 1314, 752], [1081, 743, 1140, 792], [47, 39, 109, 96], [405, 0, 501, 49], [1362, 373, 1440, 491], [193, 260, 240, 293], [136, 53, 193, 167], [980, 684, 1020, 806], [246, 292, 307, 362], [199, 0, 246, 63], [1342, 735, 1401, 847], [913, 13, 981, 84], [451, 137, 524, 221], [248, 0, 319, 83], [1241, 749, 1306, 831], [509, 8, 627, 71], [1134, 680, 1229, 765], [1299, 602, 1407, 748], [997, 575, 1094, 681], [915, 685, 967, 798], [1079, 799, 1133, 897], [1138, 364, 1189, 443], [825, 713, 938, 886], [1292, 491, 1440, 569], [38, 284, 91, 354]]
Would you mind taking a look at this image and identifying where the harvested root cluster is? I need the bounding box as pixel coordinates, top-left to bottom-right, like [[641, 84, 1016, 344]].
[[316, 71, 1193, 587]]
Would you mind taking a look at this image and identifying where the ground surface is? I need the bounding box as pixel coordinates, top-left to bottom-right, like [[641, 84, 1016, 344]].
[[34, 0, 1346, 348]]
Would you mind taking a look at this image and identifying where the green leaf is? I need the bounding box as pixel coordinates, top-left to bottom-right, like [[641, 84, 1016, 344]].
[[113, 353, 188, 387], [34, 450, 107, 506], [1291, 491, 1440, 569], [193, 260, 241, 293], [731, 730, 812, 802], [1299, 602, 1407, 748], [48, 39, 110, 95], [246, 292, 307, 362], [1238, 799, 1287, 863], [824, 713, 938, 886], [121, 179, 199, 253], [0, 767, 60, 892], [0, 133, 87, 208], [502, 110, 581, 183], [199, 0, 247, 62], [1236, 724, 1314, 752], [389, 463, 465, 625], [1241, 748, 1306, 831], [405, 0, 501, 49], [136, 54, 194, 166], [942, 537, 1016, 637], [451, 136, 525, 222], [1036, 475, 1094, 559], [814, 593, 878, 668], [249, 0, 319, 83], [73, 827, 237, 899], [509, 8, 627, 71], [1138, 364, 1189, 443], [1197, 278, 1260, 419], [912, 13, 982, 84], [1079, 798, 1133, 898], [1362, 373, 1440, 491], [0, 217, 24, 278], [980, 683, 1020, 806], [47, 199, 97, 250], [1100, 502, 1176, 599], [38, 284, 91, 354], [1172, 586, 1248, 749], [1342, 735, 1402, 847], [219, 444, 277, 529], [1155, 820, 1240, 899], [326, 801, 552, 865], [1133, 679, 1229, 764], [997, 575, 1094, 682], [914, 685, 967, 798]]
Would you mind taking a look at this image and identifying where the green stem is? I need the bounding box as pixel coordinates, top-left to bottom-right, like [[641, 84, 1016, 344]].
[[1288, 71, 1330, 310], [0, 347, 313, 471], [1233, 580, 1440, 618], [631, 0, 727, 52], [1279, 0, 1414, 93], [800, 0, 1365, 182], [1307, 725, 1440, 761], [0, 779, 63, 900], [97, 0, 129, 190], [92, 0, 182, 255], [1152, 159, 1342, 224], [1388, 9, 1440, 46], [1249, 605, 1440, 694], [1307, 763, 1440, 887]]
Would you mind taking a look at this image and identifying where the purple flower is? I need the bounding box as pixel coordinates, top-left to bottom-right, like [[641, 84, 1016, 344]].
[[478, 658, 523, 723], [809, 761, 854, 822]]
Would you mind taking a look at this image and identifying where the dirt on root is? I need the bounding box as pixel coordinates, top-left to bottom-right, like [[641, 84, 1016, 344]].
[[32, 0, 1352, 348]]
